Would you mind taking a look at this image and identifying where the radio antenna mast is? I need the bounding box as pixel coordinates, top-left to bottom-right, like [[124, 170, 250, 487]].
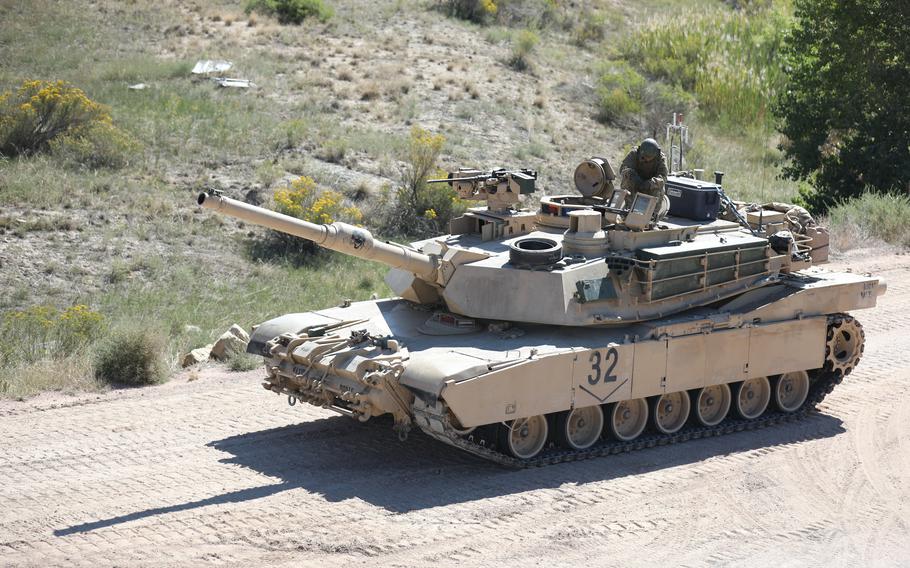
[[665, 113, 688, 172]]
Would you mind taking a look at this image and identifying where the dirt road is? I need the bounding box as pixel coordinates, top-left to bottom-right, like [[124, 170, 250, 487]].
[[2, 251, 908, 567]]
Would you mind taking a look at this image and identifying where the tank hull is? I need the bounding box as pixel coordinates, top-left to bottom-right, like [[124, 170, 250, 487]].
[[251, 268, 883, 464]]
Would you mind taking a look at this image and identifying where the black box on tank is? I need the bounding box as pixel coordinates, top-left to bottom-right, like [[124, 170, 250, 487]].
[[665, 176, 721, 221]]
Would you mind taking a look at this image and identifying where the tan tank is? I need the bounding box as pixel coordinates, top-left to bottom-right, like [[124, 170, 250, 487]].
[[197, 163, 885, 466]]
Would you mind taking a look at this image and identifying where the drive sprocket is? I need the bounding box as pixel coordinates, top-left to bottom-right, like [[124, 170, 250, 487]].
[[824, 314, 864, 378]]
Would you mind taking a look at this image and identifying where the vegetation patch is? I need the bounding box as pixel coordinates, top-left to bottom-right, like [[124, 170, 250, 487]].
[[776, 0, 909, 213], [619, 5, 789, 131], [93, 326, 168, 387], [248, 175, 363, 265], [0, 80, 137, 168], [827, 192, 910, 249], [0, 304, 105, 398], [0, 304, 103, 368], [438, 0, 562, 28], [228, 353, 263, 372], [244, 0, 333, 24], [374, 126, 468, 238], [508, 29, 539, 72]]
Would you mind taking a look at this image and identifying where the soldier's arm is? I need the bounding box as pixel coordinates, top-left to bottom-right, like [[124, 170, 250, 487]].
[[648, 154, 670, 192], [619, 151, 643, 184], [656, 154, 669, 179]]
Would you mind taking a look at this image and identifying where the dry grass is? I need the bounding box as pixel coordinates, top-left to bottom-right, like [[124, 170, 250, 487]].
[[0, 356, 101, 400]]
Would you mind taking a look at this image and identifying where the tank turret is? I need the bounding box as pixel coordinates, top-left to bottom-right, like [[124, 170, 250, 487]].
[[199, 178, 833, 326]]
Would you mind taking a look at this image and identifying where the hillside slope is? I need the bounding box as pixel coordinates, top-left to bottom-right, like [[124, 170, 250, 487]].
[[0, 0, 804, 395]]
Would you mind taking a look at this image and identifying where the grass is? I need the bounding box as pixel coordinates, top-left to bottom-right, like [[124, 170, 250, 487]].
[[685, 126, 800, 204], [827, 192, 910, 250], [0, 356, 100, 400], [93, 252, 389, 361], [620, 3, 790, 132], [0, 251, 390, 398]]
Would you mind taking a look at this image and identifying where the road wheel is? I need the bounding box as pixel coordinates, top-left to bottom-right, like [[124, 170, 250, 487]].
[[650, 391, 691, 434], [499, 415, 548, 460], [607, 398, 649, 442], [733, 377, 771, 420], [556, 406, 604, 450], [691, 384, 731, 426], [774, 371, 810, 412]]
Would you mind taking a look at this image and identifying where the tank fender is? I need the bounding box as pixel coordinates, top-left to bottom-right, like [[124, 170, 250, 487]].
[[399, 351, 495, 405]]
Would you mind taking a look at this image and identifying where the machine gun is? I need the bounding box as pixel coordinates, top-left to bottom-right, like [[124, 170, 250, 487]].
[[427, 168, 537, 212]]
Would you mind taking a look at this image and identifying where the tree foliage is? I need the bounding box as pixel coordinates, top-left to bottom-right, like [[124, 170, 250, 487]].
[[777, 0, 910, 212]]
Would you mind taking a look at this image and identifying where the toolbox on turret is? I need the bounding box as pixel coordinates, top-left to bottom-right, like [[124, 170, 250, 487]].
[[665, 176, 721, 221]]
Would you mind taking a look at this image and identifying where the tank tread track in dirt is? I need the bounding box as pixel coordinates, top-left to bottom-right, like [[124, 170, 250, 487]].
[[413, 314, 862, 469]]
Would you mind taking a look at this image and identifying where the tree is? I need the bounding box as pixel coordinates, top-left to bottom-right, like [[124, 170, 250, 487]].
[[776, 0, 910, 212]]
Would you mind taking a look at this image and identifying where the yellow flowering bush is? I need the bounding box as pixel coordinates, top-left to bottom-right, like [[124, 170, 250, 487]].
[[438, 0, 498, 22], [439, 0, 559, 26], [274, 176, 363, 225], [253, 176, 363, 264], [0, 79, 136, 167], [0, 304, 104, 368]]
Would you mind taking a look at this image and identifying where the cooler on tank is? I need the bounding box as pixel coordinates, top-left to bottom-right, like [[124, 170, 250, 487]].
[[665, 176, 721, 221]]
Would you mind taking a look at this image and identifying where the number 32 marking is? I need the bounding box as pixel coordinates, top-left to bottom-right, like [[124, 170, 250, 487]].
[[588, 347, 619, 385]]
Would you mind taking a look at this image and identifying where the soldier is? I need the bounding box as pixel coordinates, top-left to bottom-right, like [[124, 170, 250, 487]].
[[619, 138, 669, 212]]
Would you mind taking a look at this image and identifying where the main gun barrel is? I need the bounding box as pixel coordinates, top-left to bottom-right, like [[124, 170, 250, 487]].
[[197, 192, 437, 278]]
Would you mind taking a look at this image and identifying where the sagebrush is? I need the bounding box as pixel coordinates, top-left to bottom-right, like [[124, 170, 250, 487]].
[[93, 326, 168, 386], [0, 80, 136, 168]]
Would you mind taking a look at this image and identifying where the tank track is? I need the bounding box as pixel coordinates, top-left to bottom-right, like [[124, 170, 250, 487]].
[[414, 314, 861, 469]]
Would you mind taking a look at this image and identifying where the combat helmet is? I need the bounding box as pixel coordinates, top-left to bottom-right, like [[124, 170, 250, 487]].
[[639, 138, 661, 160]]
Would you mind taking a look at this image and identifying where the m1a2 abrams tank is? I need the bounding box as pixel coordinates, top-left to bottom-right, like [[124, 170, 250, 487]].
[[197, 161, 886, 467]]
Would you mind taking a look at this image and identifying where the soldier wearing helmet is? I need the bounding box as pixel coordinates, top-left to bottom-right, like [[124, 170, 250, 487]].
[[619, 138, 669, 213]]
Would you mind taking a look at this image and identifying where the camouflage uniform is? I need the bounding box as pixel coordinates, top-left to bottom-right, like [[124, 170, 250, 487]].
[[619, 146, 669, 207]]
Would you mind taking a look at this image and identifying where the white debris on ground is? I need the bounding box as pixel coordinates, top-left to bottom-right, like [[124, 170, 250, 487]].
[[213, 78, 255, 88], [191, 60, 233, 75]]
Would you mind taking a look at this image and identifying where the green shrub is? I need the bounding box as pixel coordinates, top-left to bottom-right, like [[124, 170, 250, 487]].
[[438, 0, 560, 28], [571, 10, 607, 46], [228, 353, 262, 372], [93, 326, 168, 386], [50, 120, 138, 169], [374, 127, 468, 238], [776, 0, 909, 213], [508, 29, 539, 71], [596, 61, 645, 123], [0, 80, 137, 167], [244, 0, 332, 24]]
